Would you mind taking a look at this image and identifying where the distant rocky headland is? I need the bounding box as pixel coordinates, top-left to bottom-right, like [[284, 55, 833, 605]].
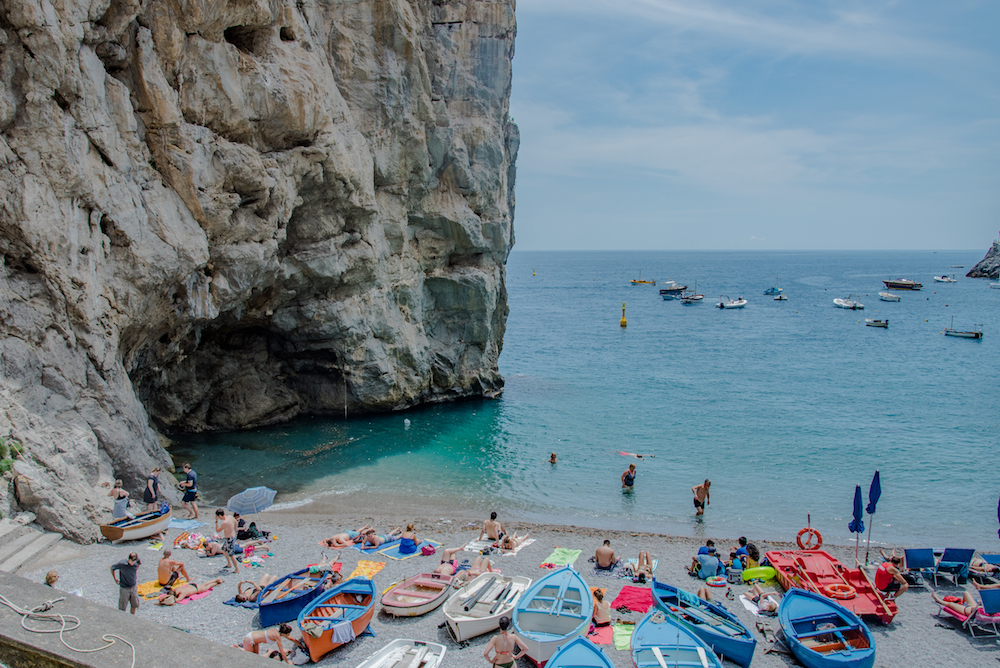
[[0, 0, 518, 541], [967, 236, 1000, 279]]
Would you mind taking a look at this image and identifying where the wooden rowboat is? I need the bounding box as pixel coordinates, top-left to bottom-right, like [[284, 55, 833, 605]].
[[631, 609, 723, 668], [99, 507, 171, 543], [512, 566, 592, 664], [380, 572, 453, 617], [298, 578, 376, 663], [354, 639, 447, 668], [778, 588, 875, 668], [258, 567, 330, 627], [443, 573, 532, 642]]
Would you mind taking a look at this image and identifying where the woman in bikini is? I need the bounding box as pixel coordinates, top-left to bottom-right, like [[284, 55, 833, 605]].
[[498, 532, 530, 553], [318, 525, 371, 549], [454, 554, 500, 582], [360, 527, 402, 548], [157, 577, 225, 605], [933, 590, 982, 616], [746, 583, 781, 613], [235, 574, 279, 603], [434, 546, 465, 576], [624, 551, 655, 583], [241, 623, 304, 661], [483, 616, 527, 668]]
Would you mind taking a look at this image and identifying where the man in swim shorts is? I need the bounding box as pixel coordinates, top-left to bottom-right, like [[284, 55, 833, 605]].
[[622, 464, 636, 491], [595, 539, 618, 570], [215, 508, 240, 572], [692, 479, 711, 515], [479, 512, 505, 542]]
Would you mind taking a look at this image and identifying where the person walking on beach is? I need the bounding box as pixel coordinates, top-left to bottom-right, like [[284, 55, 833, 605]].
[[215, 508, 240, 572], [692, 479, 711, 515], [479, 512, 505, 541], [110, 552, 140, 614], [622, 463, 636, 492], [143, 466, 161, 512], [179, 462, 199, 519], [484, 616, 527, 667]]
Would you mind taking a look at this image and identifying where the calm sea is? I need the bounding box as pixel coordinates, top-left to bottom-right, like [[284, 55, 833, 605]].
[[171, 250, 1000, 548]]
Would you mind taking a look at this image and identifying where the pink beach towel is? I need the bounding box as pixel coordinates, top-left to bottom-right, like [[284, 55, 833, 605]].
[[177, 590, 212, 604], [610, 586, 653, 613], [588, 625, 613, 644]]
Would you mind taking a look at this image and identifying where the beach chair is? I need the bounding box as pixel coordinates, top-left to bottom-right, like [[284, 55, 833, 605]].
[[933, 548, 975, 586], [936, 589, 1000, 638], [902, 549, 935, 588]]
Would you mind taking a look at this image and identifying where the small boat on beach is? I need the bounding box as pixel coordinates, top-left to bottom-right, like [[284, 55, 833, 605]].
[[354, 639, 447, 668], [833, 296, 864, 310], [258, 567, 331, 627], [659, 280, 687, 299], [878, 291, 900, 302], [933, 275, 957, 283], [882, 278, 922, 290], [717, 295, 747, 309], [778, 588, 875, 668], [381, 572, 453, 617], [298, 577, 376, 663], [631, 609, 723, 668], [652, 578, 756, 667], [943, 317, 983, 339], [443, 573, 531, 642], [512, 566, 592, 664], [864, 319, 888, 328], [99, 507, 171, 543], [547, 636, 614, 668]]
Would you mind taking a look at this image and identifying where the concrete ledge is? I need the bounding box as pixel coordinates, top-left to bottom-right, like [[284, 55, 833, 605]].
[[0, 571, 271, 668]]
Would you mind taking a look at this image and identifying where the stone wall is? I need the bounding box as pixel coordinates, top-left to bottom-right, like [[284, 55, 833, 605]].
[[0, 0, 517, 541]]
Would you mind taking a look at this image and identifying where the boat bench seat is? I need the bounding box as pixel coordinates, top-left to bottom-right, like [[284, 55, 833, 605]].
[[390, 590, 439, 600], [797, 625, 859, 639], [800, 638, 847, 652]]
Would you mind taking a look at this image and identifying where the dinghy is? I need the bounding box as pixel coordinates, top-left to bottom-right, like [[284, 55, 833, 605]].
[[864, 319, 888, 328], [652, 579, 756, 667], [512, 566, 592, 664], [381, 572, 453, 617], [354, 639, 447, 668], [631, 609, 723, 668], [546, 636, 614, 668], [878, 292, 900, 302], [99, 507, 171, 543], [833, 296, 864, 310], [258, 567, 330, 627], [716, 295, 747, 309], [298, 577, 376, 663], [443, 573, 532, 642], [778, 588, 875, 668]]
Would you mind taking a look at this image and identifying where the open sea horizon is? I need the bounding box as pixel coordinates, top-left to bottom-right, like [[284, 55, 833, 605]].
[[171, 250, 1000, 549]]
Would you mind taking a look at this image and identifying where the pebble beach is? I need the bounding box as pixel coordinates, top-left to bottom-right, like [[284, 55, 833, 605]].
[[19, 504, 999, 667]]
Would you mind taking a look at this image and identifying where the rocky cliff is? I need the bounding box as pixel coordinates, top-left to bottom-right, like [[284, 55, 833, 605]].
[[0, 0, 518, 542], [967, 238, 1000, 279]]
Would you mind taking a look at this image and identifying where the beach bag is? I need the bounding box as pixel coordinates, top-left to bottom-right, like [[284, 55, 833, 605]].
[[159, 502, 170, 515], [421, 545, 436, 556]]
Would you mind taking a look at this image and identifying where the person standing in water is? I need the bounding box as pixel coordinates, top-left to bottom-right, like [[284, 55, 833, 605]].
[[692, 479, 711, 516], [622, 463, 636, 492]]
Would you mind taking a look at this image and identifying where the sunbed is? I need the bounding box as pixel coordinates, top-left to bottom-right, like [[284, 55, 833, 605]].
[[902, 548, 935, 588], [933, 548, 975, 586], [936, 588, 1000, 638]]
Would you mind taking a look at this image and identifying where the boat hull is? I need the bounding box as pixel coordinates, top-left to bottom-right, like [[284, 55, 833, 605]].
[[882, 280, 921, 290], [99, 508, 171, 543], [878, 292, 900, 302], [779, 588, 875, 668], [298, 578, 376, 663], [444, 573, 532, 642], [651, 579, 756, 667], [258, 568, 328, 628], [512, 566, 592, 664], [631, 609, 723, 668], [865, 320, 888, 328], [833, 298, 863, 310], [547, 636, 614, 668], [944, 329, 983, 339], [381, 572, 452, 617], [354, 639, 447, 668]]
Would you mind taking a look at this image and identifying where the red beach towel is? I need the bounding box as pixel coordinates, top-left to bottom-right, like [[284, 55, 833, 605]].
[[610, 585, 653, 613], [588, 625, 613, 644]]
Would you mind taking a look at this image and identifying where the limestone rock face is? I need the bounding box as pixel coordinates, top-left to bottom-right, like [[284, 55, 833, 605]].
[[967, 239, 1000, 279], [0, 0, 517, 541]]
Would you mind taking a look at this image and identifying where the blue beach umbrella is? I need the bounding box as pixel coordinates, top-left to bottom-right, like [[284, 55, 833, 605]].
[[227, 486, 277, 516], [864, 471, 882, 565], [849, 485, 864, 565]]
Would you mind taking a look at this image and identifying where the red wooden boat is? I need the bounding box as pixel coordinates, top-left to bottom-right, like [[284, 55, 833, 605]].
[[765, 549, 897, 624]]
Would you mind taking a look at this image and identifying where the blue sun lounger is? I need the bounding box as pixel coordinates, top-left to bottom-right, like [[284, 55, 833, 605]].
[[902, 548, 936, 588], [933, 548, 975, 586]]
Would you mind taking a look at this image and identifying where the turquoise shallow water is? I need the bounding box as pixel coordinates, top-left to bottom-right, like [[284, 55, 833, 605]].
[[171, 250, 1000, 547]]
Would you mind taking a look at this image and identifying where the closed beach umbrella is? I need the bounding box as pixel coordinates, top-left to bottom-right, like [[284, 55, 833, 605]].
[[849, 485, 864, 564], [997, 493, 1000, 540], [863, 470, 881, 565], [227, 486, 277, 515]]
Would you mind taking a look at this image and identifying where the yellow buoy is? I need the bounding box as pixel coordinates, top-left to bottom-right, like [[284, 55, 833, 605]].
[[620, 302, 627, 328], [532, 268, 535, 276]]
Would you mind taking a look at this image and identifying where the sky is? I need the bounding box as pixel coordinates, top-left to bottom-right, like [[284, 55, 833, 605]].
[[508, 0, 1000, 250]]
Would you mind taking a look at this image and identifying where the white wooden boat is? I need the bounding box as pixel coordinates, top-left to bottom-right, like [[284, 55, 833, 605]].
[[933, 275, 957, 283], [716, 295, 747, 309], [943, 317, 983, 339], [381, 572, 453, 617], [443, 573, 532, 642], [679, 281, 704, 304], [512, 566, 592, 664], [865, 319, 888, 328], [99, 507, 171, 543], [833, 296, 864, 310], [878, 291, 900, 302], [355, 639, 446, 668]]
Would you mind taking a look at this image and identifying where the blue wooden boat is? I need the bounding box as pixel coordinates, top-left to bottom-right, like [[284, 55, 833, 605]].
[[257, 567, 329, 627], [632, 609, 723, 668], [547, 636, 613, 668], [652, 578, 756, 667], [778, 588, 875, 668], [512, 566, 592, 664]]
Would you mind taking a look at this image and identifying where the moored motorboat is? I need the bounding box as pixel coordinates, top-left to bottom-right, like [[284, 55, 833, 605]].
[[933, 275, 957, 283], [652, 578, 756, 667], [298, 577, 376, 663], [764, 286, 782, 295], [443, 573, 532, 642], [778, 588, 875, 668], [630, 271, 655, 286], [354, 639, 447, 668], [717, 295, 747, 309], [512, 566, 592, 664], [882, 278, 922, 290], [381, 572, 452, 617], [774, 294, 788, 301], [878, 291, 900, 302], [99, 507, 171, 543], [864, 319, 888, 328], [833, 296, 864, 310], [659, 280, 686, 299], [258, 567, 331, 627], [943, 317, 983, 339], [547, 636, 614, 668], [631, 609, 723, 668]]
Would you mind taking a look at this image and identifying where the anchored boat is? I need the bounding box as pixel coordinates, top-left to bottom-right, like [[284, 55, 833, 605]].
[[99, 507, 171, 543], [298, 578, 376, 663], [443, 573, 531, 642], [512, 566, 592, 664], [659, 280, 687, 299], [717, 295, 747, 309], [943, 316, 983, 339], [778, 588, 875, 668], [864, 319, 888, 328], [631, 609, 723, 668], [882, 278, 922, 290], [933, 275, 957, 283], [878, 292, 900, 302], [833, 296, 864, 310]]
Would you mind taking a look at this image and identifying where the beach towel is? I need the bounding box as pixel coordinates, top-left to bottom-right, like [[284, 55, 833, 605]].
[[177, 590, 212, 604], [541, 547, 582, 567], [611, 586, 654, 614], [223, 597, 259, 609], [588, 625, 613, 644], [624, 558, 659, 578], [168, 518, 207, 531], [138, 578, 186, 600], [592, 560, 628, 579], [465, 537, 536, 556], [739, 594, 761, 616], [348, 560, 387, 579], [352, 537, 401, 553], [146, 542, 163, 551], [612, 623, 634, 651], [378, 539, 441, 561]]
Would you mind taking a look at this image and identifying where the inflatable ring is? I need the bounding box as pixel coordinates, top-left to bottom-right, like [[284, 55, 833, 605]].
[[706, 576, 727, 587], [823, 583, 857, 600], [796, 527, 823, 550]]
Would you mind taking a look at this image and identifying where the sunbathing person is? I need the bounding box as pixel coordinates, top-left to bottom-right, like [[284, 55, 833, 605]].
[[455, 555, 501, 582], [745, 583, 781, 614], [933, 591, 981, 616], [435, 546, 466, 576], [241, 623, 304, 662], [360, 527, 402, 548], [973, 580, 1000, 591], [157, 549, 190, 587], [499, 532, 530, 553], [318, 525, 371, 549], [235, 574, 279, 603], [157, 577, 225, 605], [398, 523, 422, 555], [624, 551, 654, 583], [971, 556, 1000, 576]]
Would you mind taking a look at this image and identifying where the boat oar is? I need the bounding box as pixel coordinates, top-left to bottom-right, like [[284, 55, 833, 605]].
[[489, 583, 514, 614], [463, 576, 497, 611]]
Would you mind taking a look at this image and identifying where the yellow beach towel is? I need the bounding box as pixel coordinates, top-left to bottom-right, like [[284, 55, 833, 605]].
[[138, 578, 186, 599], [348, 560, 386, 580]]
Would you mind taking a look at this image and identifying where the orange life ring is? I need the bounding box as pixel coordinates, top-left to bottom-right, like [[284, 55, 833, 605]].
[[796, 527, 823, 550], [823, 583, 857, 600]]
